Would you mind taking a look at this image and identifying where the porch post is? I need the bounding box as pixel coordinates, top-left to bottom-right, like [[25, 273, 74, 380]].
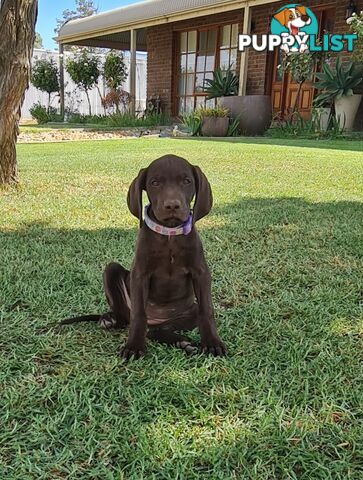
[[238, 3, 251, 96], [59, 43, 65, 120], [130, 29, 137, 115]]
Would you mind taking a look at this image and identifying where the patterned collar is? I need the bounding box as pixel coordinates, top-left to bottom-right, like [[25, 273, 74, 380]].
[[143, 204, 193, 236]]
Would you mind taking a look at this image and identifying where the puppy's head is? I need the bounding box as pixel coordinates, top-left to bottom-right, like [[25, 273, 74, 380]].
[[274, 6, 310, 30], [127, 155, 212, 228]]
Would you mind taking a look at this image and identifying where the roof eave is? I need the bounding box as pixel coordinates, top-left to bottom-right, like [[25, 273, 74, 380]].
[[56, 0, 281, 46], [55, 0, 244, 45]]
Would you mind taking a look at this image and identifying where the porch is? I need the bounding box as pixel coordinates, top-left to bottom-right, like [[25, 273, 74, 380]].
[[56, 0, 362, 123]]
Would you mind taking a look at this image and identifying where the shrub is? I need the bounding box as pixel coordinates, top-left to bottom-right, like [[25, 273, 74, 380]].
[[30, 103, 61, 124], [268, 111, 344, 139], [66, 111, 170, 127], [101, 89, 130, 113], [196, 106, 229, 118], [227, 118, 240, 137], [31, 58, 60, 113], [181, 112, 202, 136]]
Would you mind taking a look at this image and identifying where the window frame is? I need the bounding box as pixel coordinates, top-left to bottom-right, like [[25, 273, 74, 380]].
[[173, 22, 240, 116]]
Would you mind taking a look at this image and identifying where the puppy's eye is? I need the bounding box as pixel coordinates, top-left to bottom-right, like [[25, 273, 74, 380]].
[[183, 178, 191, 185], [151, 180, 160, 187], [289, 14, 294, 19]]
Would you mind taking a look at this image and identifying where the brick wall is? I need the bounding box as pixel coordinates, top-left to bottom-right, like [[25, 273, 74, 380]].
[[146, 1, 363, 125], [146, 24, 174, 114], [247, 0, 363, 94]]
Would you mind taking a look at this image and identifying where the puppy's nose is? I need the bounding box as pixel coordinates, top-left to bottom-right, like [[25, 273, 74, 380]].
[[164, 199, 181, 210], [301, 15, 309, 21]]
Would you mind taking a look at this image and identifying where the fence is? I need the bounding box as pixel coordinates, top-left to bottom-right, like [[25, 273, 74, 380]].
[[22, 49, 147, 120]]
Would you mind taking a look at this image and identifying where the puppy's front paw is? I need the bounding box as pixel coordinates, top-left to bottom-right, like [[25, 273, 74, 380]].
[[201, 337, 227, 357], [119, 341, 145, 361]]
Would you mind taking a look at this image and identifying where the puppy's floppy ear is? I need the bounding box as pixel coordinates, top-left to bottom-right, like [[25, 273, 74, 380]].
[[192, 165, 213, 223], [127, 168, 147, 228], [273, 8, 289, 27], [296, 5, 307, 16]]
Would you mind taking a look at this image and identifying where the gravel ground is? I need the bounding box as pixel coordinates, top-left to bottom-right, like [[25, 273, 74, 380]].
[[18, 127, 174, 143]]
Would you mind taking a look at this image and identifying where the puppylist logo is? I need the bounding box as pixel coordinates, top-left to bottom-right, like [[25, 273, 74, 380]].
[[239, 4, 357, 53]]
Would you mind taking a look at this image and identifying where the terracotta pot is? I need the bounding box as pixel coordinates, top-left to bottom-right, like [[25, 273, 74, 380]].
[[220, 95, 272, 136], [201, 116, 229, 137], [334, 94, 362, 131]]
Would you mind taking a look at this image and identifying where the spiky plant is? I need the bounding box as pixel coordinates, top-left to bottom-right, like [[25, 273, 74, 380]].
[[314, 56, 362, 106], [204, 68, 239, 99]]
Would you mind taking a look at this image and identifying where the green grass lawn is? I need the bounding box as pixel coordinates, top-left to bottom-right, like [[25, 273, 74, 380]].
[[1, 138, 363, 479]]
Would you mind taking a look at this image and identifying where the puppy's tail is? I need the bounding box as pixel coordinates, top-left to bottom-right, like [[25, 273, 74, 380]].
[[59, 315, 101, 325]]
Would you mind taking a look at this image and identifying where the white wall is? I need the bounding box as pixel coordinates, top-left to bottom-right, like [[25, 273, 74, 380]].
[[22, 49, 147, 119]]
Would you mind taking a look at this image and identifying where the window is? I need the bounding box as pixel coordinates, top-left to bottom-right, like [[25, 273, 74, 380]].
[[177, 23, 239, 114], [219, 24, 238, 72]]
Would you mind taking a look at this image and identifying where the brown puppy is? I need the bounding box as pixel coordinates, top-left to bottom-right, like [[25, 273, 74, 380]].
[[62, 155, 226, 360]]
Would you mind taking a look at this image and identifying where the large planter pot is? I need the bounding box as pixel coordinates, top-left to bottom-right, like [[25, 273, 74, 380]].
[[220, 95, 272, 136], [201, 116, 229, 137], [319, 107, 331, 132], [334, 94, 362, 131]]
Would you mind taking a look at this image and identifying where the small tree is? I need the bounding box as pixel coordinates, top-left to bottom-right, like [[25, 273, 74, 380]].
[[278, 48, 326, 115], [55, 0, 97, 36], [348, 12, 363, 64], [55, 0, 100, 54], [31, 58, 60, 113], [348, 12, 363, 94], [103, 51, 128, 112], [66, 51, 100, 116], [34, 32, 43, 49]]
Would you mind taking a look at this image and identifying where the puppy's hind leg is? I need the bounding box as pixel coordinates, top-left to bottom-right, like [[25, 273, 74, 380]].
[[101, 262, 131, 330]]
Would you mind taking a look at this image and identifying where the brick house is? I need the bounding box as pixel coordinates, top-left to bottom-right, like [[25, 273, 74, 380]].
[[57, 0, 362, 125]]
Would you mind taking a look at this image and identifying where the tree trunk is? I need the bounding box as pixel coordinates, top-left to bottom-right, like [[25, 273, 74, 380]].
[[85, 90, 92, 116], [0, 0, 38, 185], [96, 85, 106, 115], [292, 81, 304, 116]]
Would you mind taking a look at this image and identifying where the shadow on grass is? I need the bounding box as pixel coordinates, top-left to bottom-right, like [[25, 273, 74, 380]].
[[1, 197, 362, 478], [174, 135, 363, 153], [1, 195, 361, 336]]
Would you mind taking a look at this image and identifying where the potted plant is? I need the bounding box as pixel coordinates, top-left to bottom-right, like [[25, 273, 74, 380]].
[[204, 67, 272, 136], [314, 57, 362, 131], [197, 106, 229, 137]]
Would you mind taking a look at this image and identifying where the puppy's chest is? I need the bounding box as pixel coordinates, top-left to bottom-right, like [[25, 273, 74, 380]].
[[150, 243, 190, 275]]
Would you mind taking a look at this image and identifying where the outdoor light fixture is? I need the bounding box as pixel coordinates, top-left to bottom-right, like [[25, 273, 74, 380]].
[[345, 0, 357, 20]]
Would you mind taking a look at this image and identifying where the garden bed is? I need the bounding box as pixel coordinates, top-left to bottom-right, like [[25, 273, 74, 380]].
[[18, 125, 174, 143]]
